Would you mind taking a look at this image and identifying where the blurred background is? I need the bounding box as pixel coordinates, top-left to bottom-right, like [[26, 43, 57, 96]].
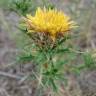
[[0, 0, 96, 96]]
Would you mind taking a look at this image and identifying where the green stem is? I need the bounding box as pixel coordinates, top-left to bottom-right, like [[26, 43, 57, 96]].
[[49, 54, 54, 68]]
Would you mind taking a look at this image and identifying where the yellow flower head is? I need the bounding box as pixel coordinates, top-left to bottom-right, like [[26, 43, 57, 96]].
[[24, 7, 76, 40]]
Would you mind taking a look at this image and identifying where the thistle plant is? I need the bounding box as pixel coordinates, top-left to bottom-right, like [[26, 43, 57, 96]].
[[15, 6, 96, 95], [19, 7, 77, 91]]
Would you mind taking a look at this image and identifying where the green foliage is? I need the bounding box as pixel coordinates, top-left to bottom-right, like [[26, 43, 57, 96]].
[[9, 0, 37, 15], [83, 52, 96, 69]]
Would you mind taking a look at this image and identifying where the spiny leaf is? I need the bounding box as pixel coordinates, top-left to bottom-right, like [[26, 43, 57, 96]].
[[17, 54, 34, 63]]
